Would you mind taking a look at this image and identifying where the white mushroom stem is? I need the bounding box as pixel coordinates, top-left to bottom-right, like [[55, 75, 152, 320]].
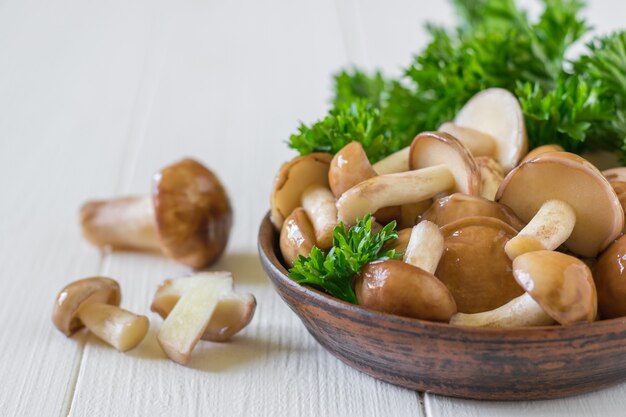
[[403, 221, 444, 274], [301, 184, 338, 250], [439, 123, 496, 157], [450, 292, 554, 327], [337, 165, 454, 226], [505, 200, 576, 260], [372, 147, 410, 175], [77, 302, 149, 352], [80, 197, 160, 251]]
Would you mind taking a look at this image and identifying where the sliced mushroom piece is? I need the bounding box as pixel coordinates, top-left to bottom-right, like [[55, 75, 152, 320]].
[[451, 251, 597, 327], [372, 147, 410, 175], [593, 235, 626, 319], [439, 88, 527, 172], [475, 156, 504, 200], [521, 144, 564, 163], [497, 152, 624, 259], [279, 208, 317, 267], [336, 132, 480, 226], [419, 193, 525, 231], [436, 216, 524, 313], [53, 277, 149, 352], [355, 221, 456, 321], [154, 272, 256, 364], [81, 159, 232, 269], [270, 153, 336, 249]]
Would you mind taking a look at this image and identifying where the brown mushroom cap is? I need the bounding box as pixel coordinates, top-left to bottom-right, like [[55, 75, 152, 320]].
[[496, 152, 624, 257], [354, 260, 457, 321], [603, 167, 626, 183], [420, 193, 525, 230], [53, 277, 121, 336], [329, 142, 377, 198], [513, 250, 597, 323], [409, 131, 481, 196], [436, 217, 524, 313], [280, 207, 317, 267], [593, 235, 626, 319], [453, 88, 528, 172], [153, 158, 232, 269], [522, 144, 564, 163], [270, 153, 333, 229]]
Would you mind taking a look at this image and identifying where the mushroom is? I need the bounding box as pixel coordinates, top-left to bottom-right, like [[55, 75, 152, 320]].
[[371, 146, 411, 175], [154, 272, 256, 364], [81, 158, 232, 269], [451, 251, 597, 327], [270, 153, 337, 249], [435, 216, 524, 313], [419, 193, 525, 230], [439, 88, 527, 172], [355, 221, 456, 321], [497, 152, 624, 260], [336, 132, 480, 226], [52, 277, 149, 352], [474, 156, 504, 200], [593, 235, 626, 319], [521, 144, 564, 163], [602, 167, 626, 230], [279, 207, 317, 267]]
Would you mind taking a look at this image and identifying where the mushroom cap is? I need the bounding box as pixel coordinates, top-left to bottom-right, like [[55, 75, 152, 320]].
[[420, 193, 525, 230], [53, 277, 121, 336], [279, 207, 317, 267], [513, 250, 597, 324], [354, 260, 457, 321], [153, 158, 232, 269], [603, 167, 626, 183], [436, 216, 524, 313], [522, 144, 564, 163], [593, 235, 626, 319], [496, 152, 624, 257], [409, 131, 481, 196], [270, 153, 333, 229], [453, 88, 527, 172], [382, 228, 412, 253], [329, 142, 377, 198]]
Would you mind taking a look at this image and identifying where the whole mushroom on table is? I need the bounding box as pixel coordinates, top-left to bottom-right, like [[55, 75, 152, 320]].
[[271, 88, 626, 328]]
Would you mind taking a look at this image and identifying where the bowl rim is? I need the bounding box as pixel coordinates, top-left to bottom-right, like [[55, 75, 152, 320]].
[[258, 211, 626, 338]]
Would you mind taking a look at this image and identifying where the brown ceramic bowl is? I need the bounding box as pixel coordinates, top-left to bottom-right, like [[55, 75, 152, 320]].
[[258, 213, 626, 400]]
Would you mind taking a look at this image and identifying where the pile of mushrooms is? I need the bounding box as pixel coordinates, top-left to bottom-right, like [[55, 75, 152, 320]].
[[272, 88, 626, 327]]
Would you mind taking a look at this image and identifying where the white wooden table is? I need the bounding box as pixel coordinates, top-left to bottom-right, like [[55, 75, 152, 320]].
[[2, 1, 625, 415]]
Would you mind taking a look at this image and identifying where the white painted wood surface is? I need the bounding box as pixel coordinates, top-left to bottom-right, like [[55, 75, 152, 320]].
[[0, 1, 624, 416]]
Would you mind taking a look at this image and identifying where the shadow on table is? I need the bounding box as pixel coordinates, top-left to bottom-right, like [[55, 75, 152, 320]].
[[211, 251, 268, 285]]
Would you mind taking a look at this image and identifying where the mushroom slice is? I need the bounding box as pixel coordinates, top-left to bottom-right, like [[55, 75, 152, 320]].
[[329, 142, 377, 197], [336, 132, 480, 226], [154, 272, 256, 364], [270, 153, 336, 249], [81, 159, 232, 269], [420, 193, 525, 231], [497, 152, 624, 259], [372, 146, 410, 175], [52, 277, 149, 352], [440, 88, 527, 172], [436, 217, 524, 313], [522, 144, 564, 163], [593, 235, 626, 319], [451, 251, 597, 327], [279, 208, 317, 268]]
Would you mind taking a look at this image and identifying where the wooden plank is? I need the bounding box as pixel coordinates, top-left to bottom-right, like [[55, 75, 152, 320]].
[[0, 0, 163, 414], [67, 1, 423, 416]]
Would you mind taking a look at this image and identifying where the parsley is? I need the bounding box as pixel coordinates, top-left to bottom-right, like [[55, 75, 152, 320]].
[[288, 215, 401, 304], [333, 69, 387, 109]]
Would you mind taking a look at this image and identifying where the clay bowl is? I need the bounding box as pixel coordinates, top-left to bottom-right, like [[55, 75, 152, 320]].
[[258, 213, 626, 400]]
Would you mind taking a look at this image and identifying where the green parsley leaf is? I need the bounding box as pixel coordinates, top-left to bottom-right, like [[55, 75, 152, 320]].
[[333, 69, 387, 109], [288, 214, 401, 304]]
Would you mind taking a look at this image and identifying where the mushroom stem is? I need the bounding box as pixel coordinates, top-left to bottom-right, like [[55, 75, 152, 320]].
[[450, 292, 554, 327], [403, 221, 444, 274], [505, 199, 576, 260], [80, 197, 161, 252], [77, 302, 149, 352], [301, 184, 338, 250], [372, 147, 410, 175], [337, 165, 454, 225], [439, 123, 496, 157]]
